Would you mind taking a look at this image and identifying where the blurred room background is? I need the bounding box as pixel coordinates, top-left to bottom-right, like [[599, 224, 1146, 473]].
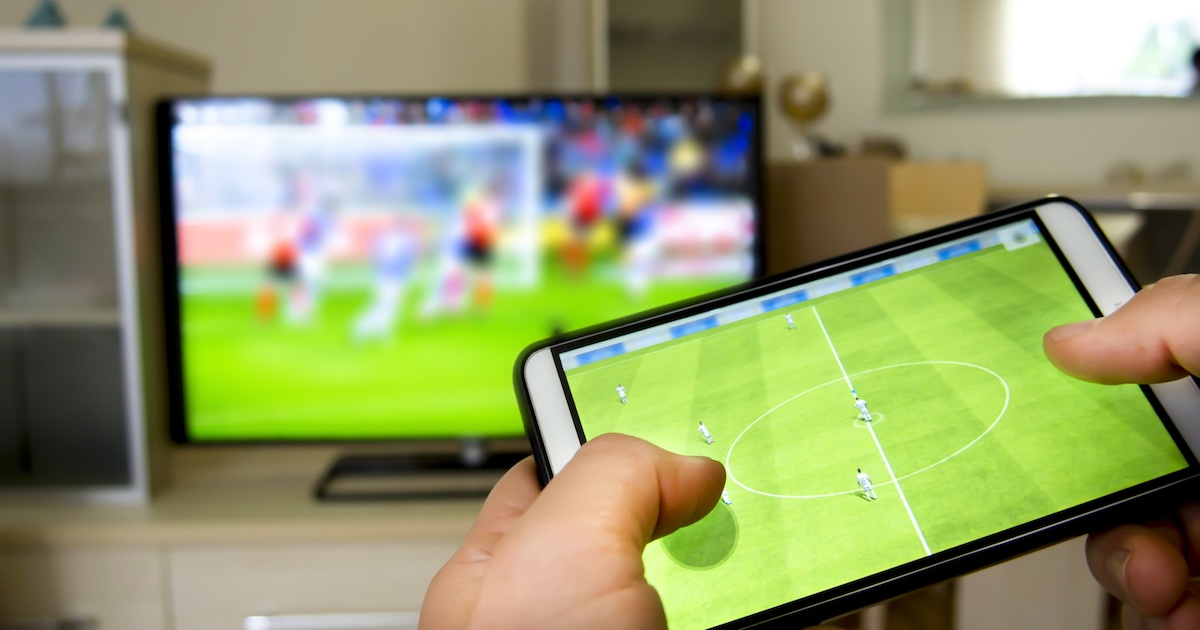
[[0, 1, 1197, 629]]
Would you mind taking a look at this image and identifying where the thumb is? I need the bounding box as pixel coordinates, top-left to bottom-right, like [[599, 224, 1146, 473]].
[[1044, 274, 1200, 384], [469, 433, 725, 628], [524, 432, 726, 544]]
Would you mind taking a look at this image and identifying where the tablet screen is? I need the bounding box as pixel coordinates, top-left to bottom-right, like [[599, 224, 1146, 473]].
[[555, 217, 1189, 629]]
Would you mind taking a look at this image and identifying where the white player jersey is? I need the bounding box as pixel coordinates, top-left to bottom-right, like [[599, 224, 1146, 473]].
[[698, 423, 711, 437], [856, 473, 873, 489], [854, 400, 869, 414], [616, 386, 626, 397]]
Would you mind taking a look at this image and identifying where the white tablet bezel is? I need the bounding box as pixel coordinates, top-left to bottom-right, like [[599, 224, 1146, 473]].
[[1035, 200, 1200, 456], [522, 198, 1200, 480], [523, 346, 581, 476]]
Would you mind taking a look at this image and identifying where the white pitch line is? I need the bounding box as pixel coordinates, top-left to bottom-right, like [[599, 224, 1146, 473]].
[[810, 306, 933, 557], [811, 307, 854, 394], [864, 419, 931, 556]]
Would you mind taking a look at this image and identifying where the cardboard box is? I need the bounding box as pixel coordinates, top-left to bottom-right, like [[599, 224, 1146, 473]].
[[766, 158, 986, 274], [889, 161, 988, 235]]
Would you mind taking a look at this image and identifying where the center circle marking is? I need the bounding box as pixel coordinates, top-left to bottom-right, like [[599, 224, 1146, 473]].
[[726, 361, 1010, 499], [853, 413, 885, 428]]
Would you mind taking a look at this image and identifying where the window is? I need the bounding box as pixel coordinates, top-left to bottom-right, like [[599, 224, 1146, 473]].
[[909, 0, 1200, 98]]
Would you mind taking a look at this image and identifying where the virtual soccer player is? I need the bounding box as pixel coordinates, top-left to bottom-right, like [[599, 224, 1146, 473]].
[[857, 468, 878, 501], [854, 397, 873, 423]]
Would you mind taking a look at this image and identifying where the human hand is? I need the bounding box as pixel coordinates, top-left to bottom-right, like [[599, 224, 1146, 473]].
[[419, 433, 725, 629], [1044, 274, 1200, 629]]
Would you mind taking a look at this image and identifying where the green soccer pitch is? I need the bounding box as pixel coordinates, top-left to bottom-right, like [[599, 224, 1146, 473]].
[[179, 263, 737, 441], [564, 241, 1189, 630]]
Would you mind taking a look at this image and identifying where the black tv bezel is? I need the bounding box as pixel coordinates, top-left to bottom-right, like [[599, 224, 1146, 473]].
[[155, 92, 766, 445]]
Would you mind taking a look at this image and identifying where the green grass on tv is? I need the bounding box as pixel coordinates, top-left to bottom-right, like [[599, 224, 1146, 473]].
[[565, 242, 1188, 629], [180, 262, 738, 441]]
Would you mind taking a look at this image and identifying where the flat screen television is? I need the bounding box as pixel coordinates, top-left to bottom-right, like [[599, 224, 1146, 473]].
[[157, 95, 762, 451]]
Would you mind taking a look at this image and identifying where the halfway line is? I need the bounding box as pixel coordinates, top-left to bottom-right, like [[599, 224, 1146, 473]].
[[811, 307, 853, 393], [810, 306, 932, 557], [864, 420, 932, 556]]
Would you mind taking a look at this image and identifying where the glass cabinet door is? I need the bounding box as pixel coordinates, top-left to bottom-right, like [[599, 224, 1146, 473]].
[[0, 67, 130, 488], [0, 69, 118, 310]]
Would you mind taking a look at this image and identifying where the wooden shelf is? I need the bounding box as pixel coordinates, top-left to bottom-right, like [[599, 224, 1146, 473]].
[[990, 186, 1200, 211], [0, 28, 212, 78], [0, 446, 485, 549], [0, 309, 121, 328]]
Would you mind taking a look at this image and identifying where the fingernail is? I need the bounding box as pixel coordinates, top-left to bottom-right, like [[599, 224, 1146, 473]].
[[1107, 549, 1131, 596], [1046, 319, 1099, 343]]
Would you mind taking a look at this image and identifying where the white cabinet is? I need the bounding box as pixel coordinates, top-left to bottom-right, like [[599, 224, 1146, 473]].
[[0, 30, 209, 500], [0, 447, 478, 629], [0, 548, 168, 629], [0, 541, 453, 630], [168, 543, 455, 630]]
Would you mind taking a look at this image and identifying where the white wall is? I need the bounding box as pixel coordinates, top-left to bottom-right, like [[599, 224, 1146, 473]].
[[0, 0, 530, 93], [6, 0, 1196, 189], [757, 1, 1200, 188]]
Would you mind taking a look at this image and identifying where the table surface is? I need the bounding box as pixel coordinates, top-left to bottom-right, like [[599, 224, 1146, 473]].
[[990, 186, 1200, 211], [0, 446, 487, 548]]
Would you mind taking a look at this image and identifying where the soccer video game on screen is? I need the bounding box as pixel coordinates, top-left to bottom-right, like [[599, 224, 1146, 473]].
[[167, 97, 756, 441], [560, 219, 1190, 629]]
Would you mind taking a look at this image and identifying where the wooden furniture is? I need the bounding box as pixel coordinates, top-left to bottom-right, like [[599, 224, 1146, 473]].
[[766, 158, 987, 274], [0, 30, 210, 501], [0, 447, 478, 629], [0, 443, 1109, 630]]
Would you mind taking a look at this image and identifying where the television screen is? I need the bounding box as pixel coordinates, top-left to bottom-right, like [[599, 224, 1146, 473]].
[[159, 95, 761, 442]]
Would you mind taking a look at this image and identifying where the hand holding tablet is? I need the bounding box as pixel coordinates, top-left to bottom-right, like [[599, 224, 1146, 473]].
[[423, 199, 1200, 629]]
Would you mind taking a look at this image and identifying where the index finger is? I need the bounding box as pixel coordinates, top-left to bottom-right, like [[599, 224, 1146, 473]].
[[1044, 274, 1200, 384]]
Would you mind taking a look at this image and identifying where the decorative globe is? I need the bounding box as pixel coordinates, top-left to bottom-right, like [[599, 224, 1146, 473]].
[[720, 55, 764, 95], [778, 72, 829, 125]]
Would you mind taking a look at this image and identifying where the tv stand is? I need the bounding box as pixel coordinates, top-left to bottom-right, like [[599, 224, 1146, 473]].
[[312, 440, 528, 501]]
